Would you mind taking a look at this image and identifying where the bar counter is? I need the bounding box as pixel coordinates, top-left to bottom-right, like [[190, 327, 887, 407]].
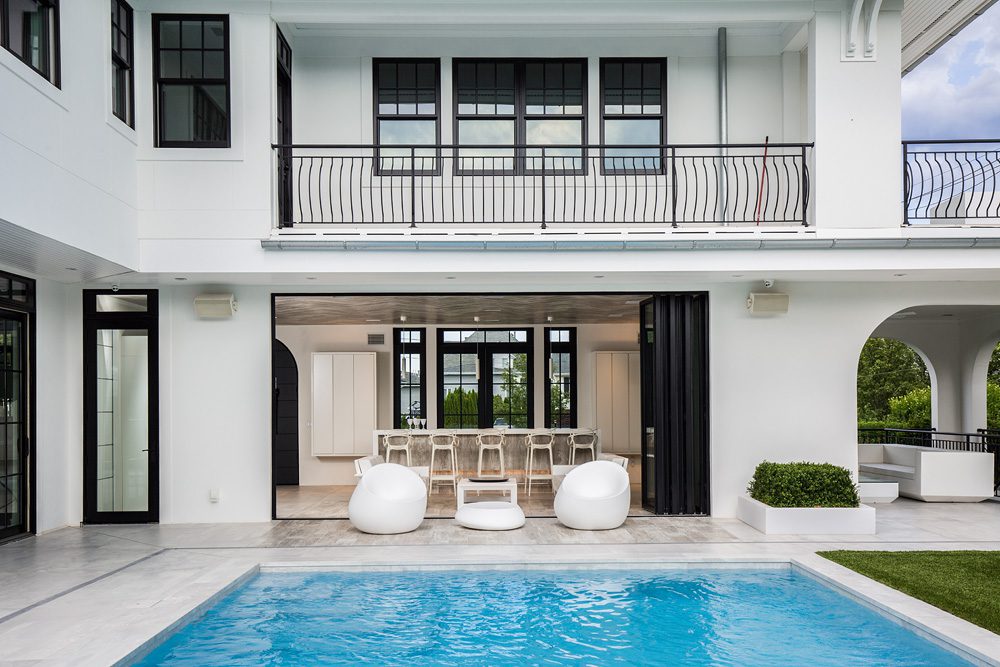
[[371, 428, 601, 473]]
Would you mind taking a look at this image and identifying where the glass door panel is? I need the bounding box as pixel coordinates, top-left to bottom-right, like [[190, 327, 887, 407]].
[[0, 312, 27, 538], [95, 329, 149, 513], [441, 352, 478, 428], [639, 299, 656, 511], [490, 352, 528, 428]]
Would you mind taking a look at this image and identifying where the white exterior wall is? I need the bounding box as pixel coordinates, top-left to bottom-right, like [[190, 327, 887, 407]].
[[0, 0, 138, 268]]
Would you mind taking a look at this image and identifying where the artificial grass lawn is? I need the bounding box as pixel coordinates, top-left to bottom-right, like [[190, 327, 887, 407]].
[[819, 550, 1000, 635]]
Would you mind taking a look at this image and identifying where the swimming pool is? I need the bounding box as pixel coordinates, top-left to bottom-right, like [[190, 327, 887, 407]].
[[135, 568, 970, 666]]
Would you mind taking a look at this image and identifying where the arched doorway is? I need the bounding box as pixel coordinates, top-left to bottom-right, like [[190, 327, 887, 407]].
[[272, 340, 299, 485]]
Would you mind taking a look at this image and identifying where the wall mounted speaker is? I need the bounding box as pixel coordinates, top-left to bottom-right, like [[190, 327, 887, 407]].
[[194, 293, 238, 319], [746, 292, 789, 315]]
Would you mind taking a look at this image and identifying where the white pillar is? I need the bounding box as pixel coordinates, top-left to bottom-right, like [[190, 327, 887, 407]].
[[807, 3, 903, 228]]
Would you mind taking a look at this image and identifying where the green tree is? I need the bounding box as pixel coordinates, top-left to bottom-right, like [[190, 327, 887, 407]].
[[442, 388, 478, 428], [491, 354, 529, 427], [988, 342, 1000, 387], [988, 383, 1000, 431], [857, 338, 930, 422], [886, 387, 932, 429]]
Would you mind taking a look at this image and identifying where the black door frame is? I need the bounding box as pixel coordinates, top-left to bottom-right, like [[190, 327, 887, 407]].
[[0, 271, 36, 541], [82, 289, 159, 524], [276, 27, 293, 226], [269, 291, 709, 519]]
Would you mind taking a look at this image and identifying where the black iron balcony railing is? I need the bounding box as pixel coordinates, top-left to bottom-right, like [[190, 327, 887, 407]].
[[273, 143, 812, 228], [903, 139, 1000, 225]]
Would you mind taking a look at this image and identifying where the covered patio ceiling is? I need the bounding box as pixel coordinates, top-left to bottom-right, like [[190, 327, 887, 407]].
[[274, 293, 652, 326]]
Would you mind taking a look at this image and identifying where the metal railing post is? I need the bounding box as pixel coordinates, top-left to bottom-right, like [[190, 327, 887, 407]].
[[902, 142, 910, 226], [670, 146, 678, 227], [540, 147, 547, 229], [409, 147, 417, 228], [801, 145, 808, 226]]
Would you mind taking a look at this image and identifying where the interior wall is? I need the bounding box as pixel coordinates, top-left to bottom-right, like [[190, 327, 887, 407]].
[[276, 320, 639, 487]]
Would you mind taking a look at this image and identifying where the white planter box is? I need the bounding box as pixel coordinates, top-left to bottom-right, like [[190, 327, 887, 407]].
[[737, 495, 876, 535]]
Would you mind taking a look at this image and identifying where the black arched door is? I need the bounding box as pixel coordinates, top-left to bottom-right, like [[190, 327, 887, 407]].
[[272, 340, 299, 485]]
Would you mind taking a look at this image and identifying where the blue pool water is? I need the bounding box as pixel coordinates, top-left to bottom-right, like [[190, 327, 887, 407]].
[[136, 569, 970, 666]]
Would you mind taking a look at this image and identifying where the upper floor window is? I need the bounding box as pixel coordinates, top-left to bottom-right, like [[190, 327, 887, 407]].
[[454, 59, 586, 172], [153, 14, 229, 148], [600, 58, 666, 172], [111, 0, 134, 127], [1, 0, 59, 86], [374, 59, 439, 173]]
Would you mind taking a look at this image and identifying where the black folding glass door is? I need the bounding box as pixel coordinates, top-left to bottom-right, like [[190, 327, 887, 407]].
[[0, 271, 34, 540], [83, 290, 159, 524], [640, 293, 710, 515]]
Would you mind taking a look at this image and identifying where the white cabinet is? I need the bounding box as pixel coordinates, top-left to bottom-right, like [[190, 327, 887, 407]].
[[311, 352, 377, 457], [593, 351, 641, 454]]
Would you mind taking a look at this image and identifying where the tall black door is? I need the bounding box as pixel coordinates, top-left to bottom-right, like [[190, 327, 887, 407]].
[[640, 293, 710, 515], [276, 29, 293, 227], [0, 309, 29, 539], [83, 290, 159, 524], [272, 340, 299, 485]]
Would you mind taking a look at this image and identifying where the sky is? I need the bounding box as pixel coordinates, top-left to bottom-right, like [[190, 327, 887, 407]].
[[902, 2, 1000, 139]]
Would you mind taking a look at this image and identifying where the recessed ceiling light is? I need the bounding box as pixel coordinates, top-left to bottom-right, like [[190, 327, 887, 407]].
[[624, 299, 640, 305], [64, 267, 77, 271], [473, 316, 481, 323], [482, 308, 502, 312], [608, 313, 624, 318], [546, 316, 554, 322], [365, 319, 382, 323], [593, 275, 605, 279], [893, 273, 907, 277], [445, 276, 456, 280], [174, 277, 187, 281], [400, 315, 407, 322], [306, 276, 317, 281], [731, 274, 744, 278], [484, 319, 500, 323]]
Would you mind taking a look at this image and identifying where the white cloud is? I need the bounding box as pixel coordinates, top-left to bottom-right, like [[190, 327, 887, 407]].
[[903, 4, 1000, 139]]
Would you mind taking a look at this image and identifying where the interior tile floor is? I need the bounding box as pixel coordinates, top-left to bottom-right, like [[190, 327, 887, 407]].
[[2, 498, 1000, 664], [276, 482, 654, 519]]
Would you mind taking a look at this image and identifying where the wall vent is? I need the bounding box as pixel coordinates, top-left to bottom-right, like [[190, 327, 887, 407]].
[[367, 333, 385, 345]]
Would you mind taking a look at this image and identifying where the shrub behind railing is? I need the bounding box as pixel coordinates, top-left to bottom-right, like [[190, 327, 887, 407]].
[[747, 461, 859, 508]]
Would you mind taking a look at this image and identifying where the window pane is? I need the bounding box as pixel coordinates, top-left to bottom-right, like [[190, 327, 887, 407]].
[[456, 61, 515, 116], [161, 84, 228, 143], [378, 119, 436, 145], [526, 119, 583, 170], [6, 0, 52, 74], [160, 50, 180, 78], [458, 119, 514, 146], [181, 20, 202, 49], [159, 19, 180, 48], [203, 51, 225, 79], [96, 294, 148, 312], [181, 50, 202, 78], [203, 21, 225, 48]]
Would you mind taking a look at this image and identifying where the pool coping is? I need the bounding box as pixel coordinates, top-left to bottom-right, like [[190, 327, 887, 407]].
[[120, 556, 1000, 667]]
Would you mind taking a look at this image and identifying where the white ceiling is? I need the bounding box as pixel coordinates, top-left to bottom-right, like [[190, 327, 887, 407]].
[[902, 0, 998, 73]]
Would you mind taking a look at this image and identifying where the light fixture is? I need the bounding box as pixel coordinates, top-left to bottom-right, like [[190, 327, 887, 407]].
[[546, 315, 553, 322], [365, 319, 382, 323], [473, 315, 481, 323], [893, 273, 907, 277], [64, 267, 77, 272], [624, 299, 640, 305], [306, 276, 317, 281], [482, 307, 502, 312], [445, 276, 456, 280], [400, 315, 407, 322], [174, 277, 187, 281], [608, 313, 624, 318], [593, 275, 605, 279], [731, 274, 744, 278]]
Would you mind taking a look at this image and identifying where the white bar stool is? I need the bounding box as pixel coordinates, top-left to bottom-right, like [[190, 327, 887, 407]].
[[525, 431, 555, 496], [569, 430, 598, 465], [428, 432, 458, 494], [476, 431, 506, 478], [383, 433, 412, 466]]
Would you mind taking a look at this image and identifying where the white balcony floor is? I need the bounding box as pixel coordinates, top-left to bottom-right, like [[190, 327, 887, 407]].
[[1, 498, 1000, 664]]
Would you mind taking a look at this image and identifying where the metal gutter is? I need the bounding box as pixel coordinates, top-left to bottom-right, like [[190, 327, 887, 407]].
[[260, 237, 1000, 251]]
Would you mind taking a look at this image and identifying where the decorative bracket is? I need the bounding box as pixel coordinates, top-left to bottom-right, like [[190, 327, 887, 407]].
[[865, 0, 884, 55], [846, 0, 865, 55]]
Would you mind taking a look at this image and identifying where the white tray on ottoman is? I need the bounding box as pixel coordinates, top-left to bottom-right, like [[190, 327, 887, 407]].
[[455, 501, 526, 531]]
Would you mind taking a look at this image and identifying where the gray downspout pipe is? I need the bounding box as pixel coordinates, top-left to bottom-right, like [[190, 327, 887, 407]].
[[718, 27, 729, 224]]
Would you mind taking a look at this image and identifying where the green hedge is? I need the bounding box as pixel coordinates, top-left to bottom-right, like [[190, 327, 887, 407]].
[[747, 461, 859, 508]]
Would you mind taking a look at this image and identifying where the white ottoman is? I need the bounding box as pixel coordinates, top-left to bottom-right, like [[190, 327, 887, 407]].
[[454, 501, 526, 531]]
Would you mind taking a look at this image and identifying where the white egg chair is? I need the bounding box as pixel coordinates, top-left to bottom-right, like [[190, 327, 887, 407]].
[[348, 463, 427, 534], [554, 460, 631, 530]]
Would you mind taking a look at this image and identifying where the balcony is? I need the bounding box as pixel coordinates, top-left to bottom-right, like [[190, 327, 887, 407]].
[[273, 143, 812, 229], [904, 140, 1000, 225]]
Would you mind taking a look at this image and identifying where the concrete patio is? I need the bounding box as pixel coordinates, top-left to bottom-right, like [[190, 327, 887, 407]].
[[2, 499, 1000, 665]]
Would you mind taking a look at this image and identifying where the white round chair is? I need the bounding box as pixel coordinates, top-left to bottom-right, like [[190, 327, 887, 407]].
[[348, 463, 427, 534], [554, 460, 630, 530]]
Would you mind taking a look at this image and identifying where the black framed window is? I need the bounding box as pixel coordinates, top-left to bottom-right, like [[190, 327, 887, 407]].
[[374, 59, 439, 173], [153, 14, 230, 148], [600, 58, 667, 172], [111, 0, 134, 127], [393, 328, 426, 428], [1, 0, 59, 86], [544, 327, 577, 428], [438, 328, 533, 429], [454, 59, 586, 173]]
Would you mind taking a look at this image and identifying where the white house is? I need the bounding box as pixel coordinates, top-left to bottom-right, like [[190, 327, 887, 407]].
[[0, 0, 998, 537]]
